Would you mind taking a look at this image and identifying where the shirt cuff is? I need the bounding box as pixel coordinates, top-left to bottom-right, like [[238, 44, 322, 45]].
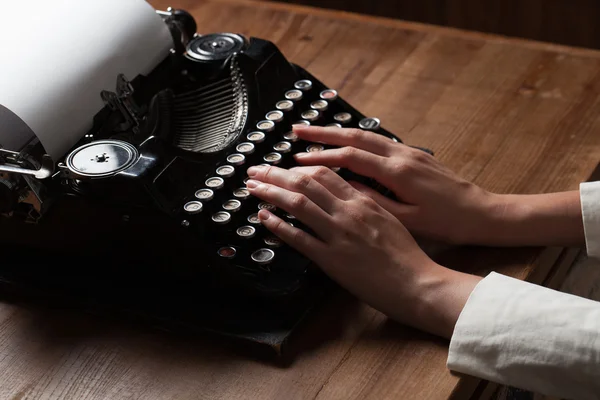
[[581, 181, 600, 260]]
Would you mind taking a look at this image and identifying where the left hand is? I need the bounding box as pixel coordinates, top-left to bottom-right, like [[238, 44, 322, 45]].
[[244, 165, 480, 339]]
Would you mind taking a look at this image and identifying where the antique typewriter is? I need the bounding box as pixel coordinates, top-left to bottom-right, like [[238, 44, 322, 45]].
[[0, 5, 430, 352]]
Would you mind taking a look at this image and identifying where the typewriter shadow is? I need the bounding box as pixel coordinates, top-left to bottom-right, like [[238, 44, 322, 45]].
[[9, 288, 361, 368]]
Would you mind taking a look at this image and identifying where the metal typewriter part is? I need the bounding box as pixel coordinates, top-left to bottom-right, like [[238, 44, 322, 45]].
[[0, 8, 433, 345]]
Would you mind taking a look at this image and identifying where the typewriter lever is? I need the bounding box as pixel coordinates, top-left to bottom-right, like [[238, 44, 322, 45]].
[[0, 148, 54, 180]]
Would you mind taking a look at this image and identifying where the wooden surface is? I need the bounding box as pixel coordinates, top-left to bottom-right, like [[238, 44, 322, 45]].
[[2, 0, 600, 399], [271, 0, 600, 51]]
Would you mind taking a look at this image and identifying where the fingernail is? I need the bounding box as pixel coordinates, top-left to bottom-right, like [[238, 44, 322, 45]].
[[246, 179, 260, 189], [294, 152, 307, 159], [247, 165, 265, 177], [258, 210, 271, 220]]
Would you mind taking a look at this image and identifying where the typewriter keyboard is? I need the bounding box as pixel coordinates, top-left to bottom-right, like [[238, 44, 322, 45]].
[[177, 77, 394, 295]]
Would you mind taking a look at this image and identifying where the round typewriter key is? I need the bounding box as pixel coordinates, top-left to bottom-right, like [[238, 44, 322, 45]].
[[294, 120, 310, 126], [330, 167, 341, 173], [218, 246, 236, 259], [334, 112, 352, 124], [246, 132, 265, 144], [310, 99, 329, 111], [326, 123, 342, 128], [237, 225, 256, 239], [233, 187, 250, 199], [251, 248, 275, 265], [258, 163, 270, 167], [195, 188, 214, 201], [294, 79, 313, 91], [359, 117, 381, 131], [183, 201, 203, 215], [320, 89, 338, 101], [223, 199, 242, 212], [285, 89, 303, 101], [237, 142, 256, 154], [276, 100, 294, 112], [264, 236, 283, 248], [307, 144, 325, 152], [257, 120, 275, 132], [206, 177, 225, 189], [212, 211, 231, 224], [266, 110, 284, 123], [227, 153, 246, 166], [301, 109, 320, 122], [216, 165, 235, 178], [258, 202, 276, 212], [248, 213, 261, 225], [285, 213, 296, 219], [283, 131, 299, 142], [263, 152, 282, 165], [273, 141, 292, 153]]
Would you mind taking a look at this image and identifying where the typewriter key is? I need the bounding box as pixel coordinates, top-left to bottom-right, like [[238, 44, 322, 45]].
[[206, 177, 225, 189], [237, 142, 256, 154], [237, 225, 257, 239], [234, 188, 251, 199], [285, 213, 296, 219], [212, 211, 231, 224], [294, 120, 310, 126], [359, 117, 381, 131], [326, 123, 342, 128], [246, 132, 265, 144], [257, 120, 275, 132], [294, 80, 313, 91], [310, 100, 329, 111], [266, 110, 284, 123], [195, 188, 214, 201], [251, 248, 276, 265], [276, 100, 294, 112], [216, 165, 235, 178], [307, 144, 325, 152], [218, 246, 237, 259], [273, 141, 292, 153], [248, 213, 261, 225], [320, 89, 338, 101], [223, 199, 242, 212], [330, 167, 341, 173], [183, 201, 203, 215], [227, 153, 246, 166], [263, 152, 282, 165], [285, 89, 303, 102], [334, 112, 352, 124], [264, 236, 283, 248], [258, 202, 276, 212], [301, 109, 320, 122], [283, 131, 299, 142]]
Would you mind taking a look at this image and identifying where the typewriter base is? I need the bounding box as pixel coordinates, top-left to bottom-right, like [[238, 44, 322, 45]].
[[0, 246, 333, 356]]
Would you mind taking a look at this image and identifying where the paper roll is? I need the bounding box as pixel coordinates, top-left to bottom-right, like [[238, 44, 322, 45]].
[[0, 0, 173, 160]]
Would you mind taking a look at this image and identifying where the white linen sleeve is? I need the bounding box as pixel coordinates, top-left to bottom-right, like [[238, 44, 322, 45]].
[[447, 272, 600, 400], [581, 181, 600, 260]]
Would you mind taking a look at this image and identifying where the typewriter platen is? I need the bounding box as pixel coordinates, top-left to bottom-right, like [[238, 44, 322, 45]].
[[0, 8, 430, 352]]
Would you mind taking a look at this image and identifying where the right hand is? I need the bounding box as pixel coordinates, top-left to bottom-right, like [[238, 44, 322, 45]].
[[292, 125, 498, 245]]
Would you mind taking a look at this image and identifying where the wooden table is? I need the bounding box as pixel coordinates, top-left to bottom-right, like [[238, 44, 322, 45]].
[[2, 0, 600, 399]]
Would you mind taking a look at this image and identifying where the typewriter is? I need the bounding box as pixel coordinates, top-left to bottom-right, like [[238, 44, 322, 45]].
[[0, 6, 430, 352]]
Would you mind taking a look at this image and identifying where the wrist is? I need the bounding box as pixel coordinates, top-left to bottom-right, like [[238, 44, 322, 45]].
[[481, 191, 585, 247], [409, 262, 481, 339]]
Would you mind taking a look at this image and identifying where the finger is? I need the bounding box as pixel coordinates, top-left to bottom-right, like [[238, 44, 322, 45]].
[[247, 179, 334, 239], [288, 165, 355, 200], [349, 181, 417, 223], [292, 125, 394, 156], [294, 147, 392, 187], [247, 165, 338, 211], [258, 210, 327, 265]]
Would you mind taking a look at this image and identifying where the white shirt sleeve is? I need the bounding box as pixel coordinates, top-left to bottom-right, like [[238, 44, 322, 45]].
[[447, 181, 600, 400]]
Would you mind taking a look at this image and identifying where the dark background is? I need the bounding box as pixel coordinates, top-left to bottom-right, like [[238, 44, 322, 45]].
[[270, 0, 600, 50]]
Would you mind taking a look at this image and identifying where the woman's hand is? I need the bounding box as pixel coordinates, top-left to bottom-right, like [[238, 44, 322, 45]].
[[292, 125, 585, 248], [245, 165, 480, 339]]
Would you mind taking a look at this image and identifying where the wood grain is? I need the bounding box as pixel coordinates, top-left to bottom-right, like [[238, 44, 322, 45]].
[[1, 1, 599, 399]]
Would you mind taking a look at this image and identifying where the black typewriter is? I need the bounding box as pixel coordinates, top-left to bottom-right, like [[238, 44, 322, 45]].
[[0, 8, 430, 352]]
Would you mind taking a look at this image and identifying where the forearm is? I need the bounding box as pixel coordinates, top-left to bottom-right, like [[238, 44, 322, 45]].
[[481, 191, 585, 247]]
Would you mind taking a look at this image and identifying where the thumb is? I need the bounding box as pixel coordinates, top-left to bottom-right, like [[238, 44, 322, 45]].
[[349, 181, 417, 223]]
